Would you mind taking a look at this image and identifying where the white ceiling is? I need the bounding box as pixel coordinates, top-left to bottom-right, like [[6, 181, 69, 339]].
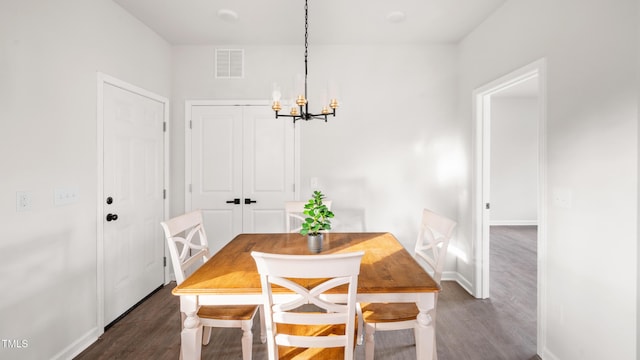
[[113, 0, 507, 45]]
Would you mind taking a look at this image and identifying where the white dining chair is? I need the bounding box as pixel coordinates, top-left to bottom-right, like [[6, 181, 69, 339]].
[[358, 209, 457, 360], [161, 210, 265, 360], [285, 200, 332, 233], [251, 250, 364, 360]]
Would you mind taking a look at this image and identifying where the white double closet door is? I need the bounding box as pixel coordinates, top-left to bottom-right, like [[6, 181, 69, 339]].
[[187, 103, 296, 253]]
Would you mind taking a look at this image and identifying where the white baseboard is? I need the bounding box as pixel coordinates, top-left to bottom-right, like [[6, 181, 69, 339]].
[[441, 271, 476, 298], [490, 220, 538, 226], [52, 327, 101, 360], [540, 347, 559, 360], [165, 273, 176, 284]]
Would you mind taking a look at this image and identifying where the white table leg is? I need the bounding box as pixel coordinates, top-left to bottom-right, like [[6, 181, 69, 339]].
[[415, 293, 436, 360], [180, 296, 203, 360]]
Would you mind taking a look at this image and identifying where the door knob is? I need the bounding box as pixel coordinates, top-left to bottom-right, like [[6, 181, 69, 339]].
[[244, 198, 257, 205], [106, 213, 118, 222], [226, 198, 241, 205]]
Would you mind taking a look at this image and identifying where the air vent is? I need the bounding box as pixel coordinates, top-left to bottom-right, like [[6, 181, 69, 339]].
[[215, 49, 244, 79]]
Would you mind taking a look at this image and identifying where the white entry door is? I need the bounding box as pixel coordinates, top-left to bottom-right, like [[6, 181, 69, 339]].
[[102, 81, 166, 326], [188, 104, 296, 253]]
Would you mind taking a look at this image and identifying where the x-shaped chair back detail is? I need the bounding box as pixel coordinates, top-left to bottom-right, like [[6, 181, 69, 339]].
[[252, 251, 363, 360], [414, 209, 457, 284], [161, 210, 209, 284]]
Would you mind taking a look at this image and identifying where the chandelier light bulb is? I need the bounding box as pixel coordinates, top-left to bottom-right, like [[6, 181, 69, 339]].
[[272, 84, 282, 102]]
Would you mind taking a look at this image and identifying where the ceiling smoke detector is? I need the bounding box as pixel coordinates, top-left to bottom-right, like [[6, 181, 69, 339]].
[[217, 9, 239, 22], [386, 11, 406, 23]]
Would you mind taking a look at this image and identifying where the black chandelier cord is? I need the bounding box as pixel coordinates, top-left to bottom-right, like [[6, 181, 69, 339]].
[[304, 0, 309, 107]]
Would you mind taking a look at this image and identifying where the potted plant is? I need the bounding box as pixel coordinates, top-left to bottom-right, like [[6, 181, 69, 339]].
[[300, 190, 334, 252]]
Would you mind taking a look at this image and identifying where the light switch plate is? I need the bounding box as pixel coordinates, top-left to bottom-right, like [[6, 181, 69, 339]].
[[16, 191, 33, 211], [55, 187, 80, 206]]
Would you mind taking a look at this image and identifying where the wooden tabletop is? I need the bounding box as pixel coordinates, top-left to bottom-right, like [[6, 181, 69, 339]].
[[172, 232, 440, 296]]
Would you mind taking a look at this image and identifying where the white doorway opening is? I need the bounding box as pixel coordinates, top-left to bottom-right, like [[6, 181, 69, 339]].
[[472, 59, 547, 356]]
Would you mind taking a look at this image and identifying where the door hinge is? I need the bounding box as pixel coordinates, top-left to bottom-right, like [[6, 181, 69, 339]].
[[163, 189, 166, 199], [189, 184, 192, 193], [189, 120, 193, 129], [163, 122, 167, 132], [163, 256, 167, 267], [486, 203, 490, 210]]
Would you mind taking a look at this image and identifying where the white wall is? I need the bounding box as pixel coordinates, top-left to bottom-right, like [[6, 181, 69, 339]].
[[0, 1, 171, 359], [171, 44, 462, 251], [490, 96, 538, 224], [458, 0, 637, 359]]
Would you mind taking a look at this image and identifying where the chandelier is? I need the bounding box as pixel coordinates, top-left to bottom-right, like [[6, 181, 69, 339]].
[[271, 0, 338, 123]]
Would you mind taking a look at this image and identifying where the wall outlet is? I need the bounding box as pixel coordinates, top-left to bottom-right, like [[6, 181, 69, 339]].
[[552, 187, 572, 208], [16, 191, 33, 211], [310, 177, 319, 190]]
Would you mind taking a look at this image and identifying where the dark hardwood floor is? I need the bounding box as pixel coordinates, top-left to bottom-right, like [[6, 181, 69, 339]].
[[75, 226, 538, 360], [435, 226, 538, 360]]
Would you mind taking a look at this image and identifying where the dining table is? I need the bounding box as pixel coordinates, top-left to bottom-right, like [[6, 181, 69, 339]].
[[172, 232, 440, 360]]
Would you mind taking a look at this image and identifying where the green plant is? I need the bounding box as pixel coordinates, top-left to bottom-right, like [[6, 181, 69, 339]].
[[300, 190, 334, 236]]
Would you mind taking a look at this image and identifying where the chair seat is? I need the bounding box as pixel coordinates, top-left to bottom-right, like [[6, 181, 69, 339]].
[[360, 302, 419, 323], [198, 305, 259, 321], [277, 322, 356, 360], [279, 345, 346, 360]]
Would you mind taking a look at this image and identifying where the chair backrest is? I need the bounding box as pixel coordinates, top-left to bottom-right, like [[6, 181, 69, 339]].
[[285, 200, 333, 233], [160, 210, 210, 284], [251, 251, 364, 360], [414, 209, 457, 284]]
